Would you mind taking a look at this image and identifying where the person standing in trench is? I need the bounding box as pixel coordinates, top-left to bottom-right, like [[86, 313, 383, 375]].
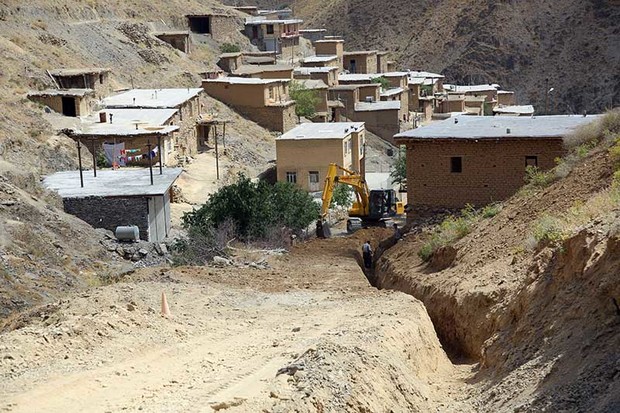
[[362, 240, 373, 269]]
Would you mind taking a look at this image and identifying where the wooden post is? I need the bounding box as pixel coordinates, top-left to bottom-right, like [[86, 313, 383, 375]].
[[222, 122, 226, 150], [91, 138, 97, 177], [214, 125, 220, 180], [77, 140, 84, 188], [157, 135, 163, 175], [147, 140, 154, 185]]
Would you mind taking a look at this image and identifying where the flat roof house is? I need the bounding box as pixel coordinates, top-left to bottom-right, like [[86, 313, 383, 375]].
[[48, 68, 111, 93], [27, 88, 95, 117], [244, 17, 302, 55], [202, 77, 296, 132], [343, 51, 378, 74], [394, 115, 600, 209], [276, 122, 366, 192], [232, 64, 294, 79], [301, 55, 340, 68], [153, 31, 191, 53], [314, 39, 344, 70], [101, 88, 204, 157], [293, 66, 339, 87], [300, 28, 326, 43], [186, 14, 241, 41], [43, 168, 181, 242]]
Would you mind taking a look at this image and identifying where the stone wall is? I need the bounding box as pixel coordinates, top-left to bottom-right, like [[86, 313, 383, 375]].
[[210, 15, 243, 42], [404, 138, 565, 208], [63, 196, 149, 240]]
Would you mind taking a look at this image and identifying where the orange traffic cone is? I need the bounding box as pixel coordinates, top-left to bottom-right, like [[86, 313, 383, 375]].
[[161, 292, 171, 318]]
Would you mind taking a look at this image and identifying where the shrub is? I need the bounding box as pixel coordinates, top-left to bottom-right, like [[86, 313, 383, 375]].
[[182, 173, 319, 241], [525, 165, 556, 187], [532, 215, 565, 247], [331, 184, 353, 208], [370, 76, 390, 90], [390, 148, 406, 186], [219, 43, 241, 53], [481, 203, 502, 218]]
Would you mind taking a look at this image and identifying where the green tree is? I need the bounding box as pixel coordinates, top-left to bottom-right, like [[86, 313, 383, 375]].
[[331, 184, 353, 208], [370, 76, 390, 90], [390, 147, 407, 186], [182, 174, 319, 240], [289, 81, 320, 121]]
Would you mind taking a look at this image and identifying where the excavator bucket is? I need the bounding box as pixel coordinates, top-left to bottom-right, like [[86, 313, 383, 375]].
[[316, 220, 331, 238]]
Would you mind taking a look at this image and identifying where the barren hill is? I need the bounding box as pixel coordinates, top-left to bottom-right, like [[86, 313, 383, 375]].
[[230, 0, 620, 113]]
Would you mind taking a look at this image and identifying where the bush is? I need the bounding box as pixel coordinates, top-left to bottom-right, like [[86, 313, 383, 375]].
[[289, 81, 319, 121], [481, 203, 502, 218], [182, 173, 319, 241], [524, 165, 556, 188], [532, 215, 565, 247], [370, 76, 390, 90], [219, 43, 240, 53], [331, 184, 353, 208], [564, 109, 620, 149], [390, 148, 406, 186], [171, 224, 232, 266]]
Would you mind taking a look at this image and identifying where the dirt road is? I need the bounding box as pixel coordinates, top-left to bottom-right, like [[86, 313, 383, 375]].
[[0, 233, 474, 412]]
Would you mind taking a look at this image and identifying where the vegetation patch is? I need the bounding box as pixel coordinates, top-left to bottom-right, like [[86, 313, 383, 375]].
[[289, 81, 320, 121], [219, 43, 240, 53]]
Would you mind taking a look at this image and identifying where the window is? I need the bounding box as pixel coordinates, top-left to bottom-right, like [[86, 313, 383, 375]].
[[266, 24, 274, 34], [286, 172, 297, 184], [525, 156, 538, 167], [348, 140, 352, 154], [450, 156, 462, 173]]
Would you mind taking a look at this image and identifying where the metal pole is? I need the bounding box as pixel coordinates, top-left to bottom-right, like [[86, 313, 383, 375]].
[[77, 140, 84, 188], [222, 122, 226, 150], [147, 140, 154, 185], [544, 78, 549, 115], [214, 125, 220, 180], [91, 139, 97, 177], [157, 135, 163, 175]]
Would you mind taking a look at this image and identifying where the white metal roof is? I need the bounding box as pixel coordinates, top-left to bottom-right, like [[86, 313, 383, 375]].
[[294, 67, 339, 75], [102, 88, 203, 109], [395, 115, 601, 140], [380, 87, 405, 97], [245, 18, 303, 25], [444, 84, 501, 93], [302, 55, 339, 63], [278, 122, 365, 140], [43, 168, 182, 198], [493, 105, 535, 115], [355, 101, 401, 111]]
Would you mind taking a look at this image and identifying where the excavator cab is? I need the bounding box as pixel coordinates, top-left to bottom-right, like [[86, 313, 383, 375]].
[[368, 189, 399, 219]]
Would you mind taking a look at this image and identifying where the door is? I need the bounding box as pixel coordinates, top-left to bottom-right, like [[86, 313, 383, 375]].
[[309, 171, 320, 192], [349, 60, 357, 74], [61, 97, 77, 117]]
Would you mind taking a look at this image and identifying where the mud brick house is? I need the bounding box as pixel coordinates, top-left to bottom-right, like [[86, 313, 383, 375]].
[[101, 88, 203, 157], [27, 88, 95, 117], [343, 51, 378, 74], [445, 84, 500, 115], [301, 55, 340, 68], [43, 168, 181, 242], [438, 94, 466, 114], [300, 29, 326, 43], [232, 64, 294, 79], [498, 90, 516, 106], [244, 17, 302, 55], [394, 115, 600, 209], [276, 122, 365, 191], [376, 51, 389, 73], [293, 66, 339, 87], [314, 39, 344, 69], [153, 31, 190, 53], [407, 71, 445, 118], [48, 68, 111, 96], [202, 77, 296, 132], [186, 14, 240, 41]]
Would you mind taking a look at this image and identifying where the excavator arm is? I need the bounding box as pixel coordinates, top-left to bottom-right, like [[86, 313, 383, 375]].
[[317, 163, 370, 237]]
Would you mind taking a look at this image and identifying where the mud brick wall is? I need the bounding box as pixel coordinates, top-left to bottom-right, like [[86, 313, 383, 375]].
[[404, 138, 565, 208], [211, 16, 243, 42], [63, 196, 149, 240], [235, 104, 297, 133]]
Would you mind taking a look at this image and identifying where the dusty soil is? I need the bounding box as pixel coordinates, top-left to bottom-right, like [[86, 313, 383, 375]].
[[0, 230, 474, 413]]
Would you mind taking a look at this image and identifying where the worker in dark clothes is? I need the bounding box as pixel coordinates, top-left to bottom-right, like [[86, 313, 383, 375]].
[[393, 223, 402, 241], [362, 240, 373, 269]]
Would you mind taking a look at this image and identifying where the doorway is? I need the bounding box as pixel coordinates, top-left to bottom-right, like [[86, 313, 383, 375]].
[[61, 97, 77, 117]]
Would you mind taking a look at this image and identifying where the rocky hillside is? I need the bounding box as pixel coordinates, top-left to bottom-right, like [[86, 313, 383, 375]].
[[230, 0, 620, 113]]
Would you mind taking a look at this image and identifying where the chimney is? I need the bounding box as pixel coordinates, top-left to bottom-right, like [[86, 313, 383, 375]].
[[99, 112, 107, 123], [109, 113, 114, 124], [506, 128, 511, 134], [454, 118, 458, 124], [583, 110, 587, 117]]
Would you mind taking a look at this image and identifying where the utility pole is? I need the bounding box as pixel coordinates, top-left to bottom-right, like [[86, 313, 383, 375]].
[[146, 140, 154, 185]]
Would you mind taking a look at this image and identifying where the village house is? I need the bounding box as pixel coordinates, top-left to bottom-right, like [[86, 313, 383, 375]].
[[394, 115, 600, 209], [301, 55, 340, 68], [243, 51, 278, 65], [343, 51, 378, 74], [27, 88, 95, 117], [276, 122, 366, 191], [376, 51, 389, 74], [244, 17, 302, 55], [153, 31, 191, 53], [293, 66, 339, 87], [101, 88, 204, 157], [43, 168, 182, 242], [202, 77, 296, 132], [445, 84, 500, 115], [218, 52, 243, 72], [438, 94, 466, 114], [498, 90, 516, 106], [314, 38, 345, 69], [232, 64, 294, 79], [407, 71, 445, 119], [186, 13, 240, 41], [62, 108, 180, 167], [300, 28, 327, 43], [48, 68, 111, 95]]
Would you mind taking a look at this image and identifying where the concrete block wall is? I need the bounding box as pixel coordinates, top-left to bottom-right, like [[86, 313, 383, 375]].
[[63, 196, 149, 240], [404, 138, 564, 208]]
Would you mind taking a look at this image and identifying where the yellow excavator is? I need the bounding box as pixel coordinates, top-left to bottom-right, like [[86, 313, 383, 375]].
[[317, 163, 404, 238]]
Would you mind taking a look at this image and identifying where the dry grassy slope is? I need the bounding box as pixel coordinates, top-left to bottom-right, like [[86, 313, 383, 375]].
[[0, 0, 281, 319], [237, 0, 620, 113]]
